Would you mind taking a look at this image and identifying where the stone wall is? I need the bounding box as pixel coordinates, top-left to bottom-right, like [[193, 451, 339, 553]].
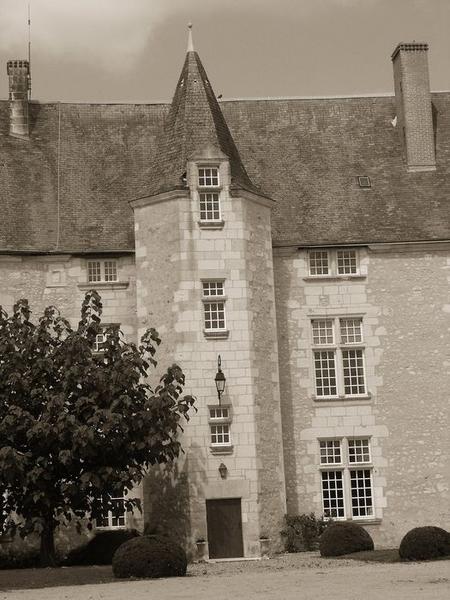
[[275, 244, 450, 548]]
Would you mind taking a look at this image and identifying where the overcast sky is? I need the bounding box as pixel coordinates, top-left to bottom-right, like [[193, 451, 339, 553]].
[[0, 0, 449, 103]]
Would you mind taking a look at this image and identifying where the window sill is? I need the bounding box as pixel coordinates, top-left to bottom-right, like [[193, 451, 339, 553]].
[[351, 518, 382, 525], [203, 329, 230, 339], [198, 220, 225, 230], [313, 393, 372, 403], [78, 281, 129, 291], [210, 445, 234, 455], [303, 275, 366, 282]]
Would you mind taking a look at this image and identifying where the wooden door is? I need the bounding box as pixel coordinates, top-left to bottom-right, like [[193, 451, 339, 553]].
[[206, 498, 244, 559]]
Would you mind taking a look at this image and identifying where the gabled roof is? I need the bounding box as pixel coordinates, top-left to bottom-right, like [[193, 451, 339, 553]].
[[143, 48, 258, 198]]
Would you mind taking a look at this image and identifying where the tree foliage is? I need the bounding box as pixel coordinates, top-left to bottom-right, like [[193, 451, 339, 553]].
[[0, 291, 195, 566]]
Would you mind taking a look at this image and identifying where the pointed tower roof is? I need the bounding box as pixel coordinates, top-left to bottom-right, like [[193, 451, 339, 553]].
[[146, 25, 259, 197]]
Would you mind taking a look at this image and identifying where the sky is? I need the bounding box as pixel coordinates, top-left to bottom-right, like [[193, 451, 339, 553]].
[[0, 0, 449, 103]]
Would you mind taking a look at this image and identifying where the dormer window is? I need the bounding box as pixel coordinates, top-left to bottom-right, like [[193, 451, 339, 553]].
[[198, 167, 219, 187]]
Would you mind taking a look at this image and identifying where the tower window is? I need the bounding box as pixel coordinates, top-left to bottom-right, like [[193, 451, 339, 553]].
[[199, 192, 221, 222], [198, 167, 219, 187]]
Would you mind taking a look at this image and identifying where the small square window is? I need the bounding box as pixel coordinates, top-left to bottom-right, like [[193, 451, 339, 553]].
[[337, 250, 358, 275], [198, 167, 219, 187], [211, 423, 231, 446], [358, 176, 371, 188], [309, 250, 329, 276], [209, 406, 230, 420], [202, 281, 224, 297], [348, 438, 371, 463], [87, 260, 118, 283], [312, 319, 335, 346], [319, 440, 342, 465], [340, 318, 363, 344]]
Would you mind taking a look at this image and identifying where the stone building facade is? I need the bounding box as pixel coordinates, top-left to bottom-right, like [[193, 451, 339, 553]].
[[0, 34, 449, 557]]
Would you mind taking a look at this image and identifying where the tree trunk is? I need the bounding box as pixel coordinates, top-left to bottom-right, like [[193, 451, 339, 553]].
[[40, 516, 57, 567]]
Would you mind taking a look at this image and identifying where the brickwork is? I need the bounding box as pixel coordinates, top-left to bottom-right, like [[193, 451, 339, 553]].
[[392, 43, 436, 171], [274, 245, 450, 548]]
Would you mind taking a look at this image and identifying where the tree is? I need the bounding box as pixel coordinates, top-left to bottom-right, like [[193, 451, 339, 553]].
[[0, 291, 195, 567]]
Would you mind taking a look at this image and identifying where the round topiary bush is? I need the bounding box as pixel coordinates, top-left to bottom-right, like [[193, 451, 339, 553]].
[[65, 529, 140, 566], [319, 522, 374, 557], [112, 535, 187, 579], [399, 526, 450, 561]]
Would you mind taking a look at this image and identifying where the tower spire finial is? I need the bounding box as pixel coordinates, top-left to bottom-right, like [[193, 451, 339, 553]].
[[187, 22, 194, 52]]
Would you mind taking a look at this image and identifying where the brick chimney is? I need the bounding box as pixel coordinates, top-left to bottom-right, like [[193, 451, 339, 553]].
[[391, 43, 435, 172], [7, 59, 30, 138]]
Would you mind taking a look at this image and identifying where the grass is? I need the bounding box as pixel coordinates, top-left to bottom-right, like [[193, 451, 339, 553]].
[[337, 549, 401, 563], [0, 565, 116, 591]]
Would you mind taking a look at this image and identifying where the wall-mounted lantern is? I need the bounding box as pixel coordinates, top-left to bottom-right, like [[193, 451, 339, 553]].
[[214, 355, 226, 404], [218, 463, 228, 479]]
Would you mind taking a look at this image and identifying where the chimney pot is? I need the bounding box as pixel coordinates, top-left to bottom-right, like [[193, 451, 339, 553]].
[[7, 59, 30, 138]]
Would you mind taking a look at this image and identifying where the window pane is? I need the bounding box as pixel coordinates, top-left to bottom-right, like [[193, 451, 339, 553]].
[[199, 192, 221, 221], [211, 424, 230, 445], [204, 302, 226, 330], [342, 349, 366, 395], [350, 469, 373, 517], [309, 251, 329, 276], [97, 497, 126, 528], [198, 167, 219, 187], [314, 351, 337, 396], [104, 261, 118, 282], [320, 440, 342, 464], [312, 319, 334, 345], [321, 471, 345, 518], [88, 261, 101, 283], [202, 281, 224, 297], [340, 318, 363, 344], [93, 332, 106, 353], [209, 407, 229, 420], [348, 439, 371, 463], [337, 250, 358, 274]]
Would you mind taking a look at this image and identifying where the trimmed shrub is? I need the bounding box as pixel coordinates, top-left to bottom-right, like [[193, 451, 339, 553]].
[[281, 513, 331, 552], [112, 535, 187, 579], [65, 529, 140, 566], [399, 526, 450, 561], [319, 522, 374, 557], [0, 548, 41, 570]]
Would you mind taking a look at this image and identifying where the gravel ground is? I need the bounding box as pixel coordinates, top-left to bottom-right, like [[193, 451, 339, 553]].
[[1, 552, 450, 600]]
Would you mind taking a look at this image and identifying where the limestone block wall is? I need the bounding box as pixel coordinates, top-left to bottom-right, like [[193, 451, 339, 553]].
[[274, 244, 450, 548], [133, 183, 285, 557]]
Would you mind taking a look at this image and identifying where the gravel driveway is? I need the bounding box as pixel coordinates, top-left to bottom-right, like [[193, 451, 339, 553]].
[[2, 553, 449, 600]]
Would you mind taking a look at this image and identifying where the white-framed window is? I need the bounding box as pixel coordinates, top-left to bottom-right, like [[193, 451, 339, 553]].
[[198, 167, 220, 188], [202, 280, 226, 332], [96, 496, 126, 529], [208, 405, 232, 448], [87, 259, 118, 283], [199, 192, 221, 221], [311, 317, 366, 398], [319, 437, 374, 520], [197, 166, 222, 223], [308, 249, 359, 277]]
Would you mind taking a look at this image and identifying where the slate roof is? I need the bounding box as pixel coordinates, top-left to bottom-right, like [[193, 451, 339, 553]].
[[144, 50, 258, 198], [1, 54, 450, 253]]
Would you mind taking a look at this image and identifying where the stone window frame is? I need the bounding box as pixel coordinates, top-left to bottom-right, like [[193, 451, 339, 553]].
[[319, 437, 374, 521], [208, 404, 233, 455], [307, 248, 361, 278], [311, 316, 368, 400], [202, 279, 229, 339]]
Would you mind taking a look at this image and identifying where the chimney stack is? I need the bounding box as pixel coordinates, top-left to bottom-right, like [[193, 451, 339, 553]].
[[7, 59, 30, 138], [391, 43, 435, 172]]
